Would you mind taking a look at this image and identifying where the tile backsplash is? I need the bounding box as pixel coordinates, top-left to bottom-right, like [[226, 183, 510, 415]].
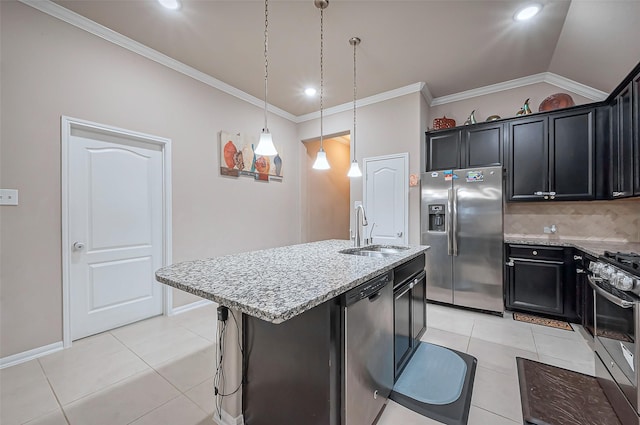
[[504, 198, 640, 242]]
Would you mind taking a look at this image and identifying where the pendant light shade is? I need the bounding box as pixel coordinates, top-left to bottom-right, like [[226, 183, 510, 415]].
[[256, 129, 277, 156], [347, 160, 362, 177], [255, 0, 278, 157], [313, 149, 331, 170], [347, 36, 362, 178], [312, 0, 330, 170]]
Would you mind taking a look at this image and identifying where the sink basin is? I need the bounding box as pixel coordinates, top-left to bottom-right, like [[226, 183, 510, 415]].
[[339, 245, 410, 258], [362, 245, 410, 254], [341, 250, 392, 258]]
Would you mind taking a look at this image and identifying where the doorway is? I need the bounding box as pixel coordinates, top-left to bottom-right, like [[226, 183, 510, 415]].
[[62, 117, 172, 346], [303, 135, 351, 242]]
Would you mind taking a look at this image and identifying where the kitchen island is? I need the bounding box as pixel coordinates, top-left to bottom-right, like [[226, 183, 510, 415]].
[[156, 239, 429, 425]]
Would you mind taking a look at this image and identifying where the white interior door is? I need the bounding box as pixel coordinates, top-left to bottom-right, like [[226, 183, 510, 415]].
[[363, 153, 408, 246], [68, 130, 164, 341]]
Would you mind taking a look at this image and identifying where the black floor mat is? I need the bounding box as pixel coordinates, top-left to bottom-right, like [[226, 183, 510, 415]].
[[516, 357, 621, 425], [390, 343, 477, 425]]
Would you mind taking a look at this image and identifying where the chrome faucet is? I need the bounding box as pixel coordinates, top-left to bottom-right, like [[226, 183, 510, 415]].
[[354, 204, 368, 247]]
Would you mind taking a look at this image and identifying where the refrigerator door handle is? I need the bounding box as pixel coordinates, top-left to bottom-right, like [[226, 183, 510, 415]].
[[447, 188, 453, 256], [452, 188, 459, 256]]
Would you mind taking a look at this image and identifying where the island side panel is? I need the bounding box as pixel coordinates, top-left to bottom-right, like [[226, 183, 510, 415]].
[[243, 298, 342, 425]]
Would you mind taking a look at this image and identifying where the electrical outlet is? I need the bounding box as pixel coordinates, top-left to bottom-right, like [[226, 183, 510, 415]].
[[0, 189, 18, 206]]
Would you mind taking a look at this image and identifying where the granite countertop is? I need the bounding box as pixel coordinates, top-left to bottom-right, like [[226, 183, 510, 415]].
[[156, 239, 429, 324], [504, 236, 640, 257]]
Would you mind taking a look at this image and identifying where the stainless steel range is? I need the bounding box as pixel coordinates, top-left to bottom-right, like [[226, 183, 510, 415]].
[[588, 251, 640, 425]]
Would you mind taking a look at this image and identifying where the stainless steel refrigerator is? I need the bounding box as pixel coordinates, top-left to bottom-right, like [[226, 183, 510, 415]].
[[420, 166, 504, 314]]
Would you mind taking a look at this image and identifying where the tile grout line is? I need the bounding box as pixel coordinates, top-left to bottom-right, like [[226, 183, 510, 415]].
[[473, 405, 521, 424], [35, 358, 71, 425], [109, 324, 217, 420]]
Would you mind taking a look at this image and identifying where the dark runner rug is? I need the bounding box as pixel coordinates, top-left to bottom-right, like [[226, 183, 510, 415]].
[[390, 342, 477, 425], [517, 357, 621, 425], [513, 312, 573, 331]]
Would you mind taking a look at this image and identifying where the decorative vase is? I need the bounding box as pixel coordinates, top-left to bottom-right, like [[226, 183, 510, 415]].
[[516, 98, 532, 116], [464, 110, 477, 125]]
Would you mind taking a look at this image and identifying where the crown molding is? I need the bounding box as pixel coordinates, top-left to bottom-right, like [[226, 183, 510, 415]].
[[19, 0, 298, 123], [295, 82, 426, 123], [544, 73, 608, 102], [430, 72, 607, 106]]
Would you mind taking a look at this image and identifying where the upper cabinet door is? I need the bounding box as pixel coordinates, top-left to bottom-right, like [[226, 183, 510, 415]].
[[633, 72, 640, 196], [463, 122, 503, 168], [426, 130, 461, 171], [549, 109, 595, 200], [507, 116, 548, 201], [612, 83, 634, 198]]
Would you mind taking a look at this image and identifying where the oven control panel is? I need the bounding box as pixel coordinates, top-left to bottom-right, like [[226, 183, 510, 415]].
[[590, 261, 640, 294]]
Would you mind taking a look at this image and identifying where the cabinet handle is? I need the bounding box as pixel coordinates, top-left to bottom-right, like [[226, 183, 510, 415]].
[[613, 192, 625, 197], [506, 259, 514, 267], [573, 255, 583, 261], [576, 269, 586, 274]]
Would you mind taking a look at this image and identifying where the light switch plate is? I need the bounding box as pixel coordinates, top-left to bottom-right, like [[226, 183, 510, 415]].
[[0, 189, 19, 205]]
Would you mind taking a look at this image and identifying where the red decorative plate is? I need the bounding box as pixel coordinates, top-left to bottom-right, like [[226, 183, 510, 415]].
[[538, 93, 575, 112]]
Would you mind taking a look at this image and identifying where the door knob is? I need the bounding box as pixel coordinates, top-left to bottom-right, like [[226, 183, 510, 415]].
[[73, 242, 85, 250], [396, 231, 403, 237]]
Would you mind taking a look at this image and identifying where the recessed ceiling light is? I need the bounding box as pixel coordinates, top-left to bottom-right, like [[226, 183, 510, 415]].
[[158, 0, 181, 10], [514, 4, 542, 21], [305, 88, 317, 96]]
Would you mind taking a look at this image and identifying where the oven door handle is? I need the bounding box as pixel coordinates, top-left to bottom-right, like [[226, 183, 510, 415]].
[[587, 275, 636, 309]]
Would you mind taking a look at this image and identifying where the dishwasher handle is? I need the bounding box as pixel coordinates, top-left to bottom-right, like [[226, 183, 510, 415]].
[[369, 292, 383, 302]]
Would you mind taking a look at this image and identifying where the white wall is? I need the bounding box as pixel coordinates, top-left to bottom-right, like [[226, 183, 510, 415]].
[[298, 92, 424, 245], [0, 2, 301, 358]]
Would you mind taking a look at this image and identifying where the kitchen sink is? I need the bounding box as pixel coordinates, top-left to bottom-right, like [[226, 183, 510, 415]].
[[339, 245, 410, 258], [362, 245, 410, 254]]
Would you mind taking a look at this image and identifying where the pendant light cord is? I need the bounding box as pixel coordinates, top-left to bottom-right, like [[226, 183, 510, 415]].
[[263, 0, 269, 131], [319, 6, 324, 150], [352, 38, 357, 160]]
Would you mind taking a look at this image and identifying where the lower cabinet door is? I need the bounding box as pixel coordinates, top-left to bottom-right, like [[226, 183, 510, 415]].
[[394, 282, 413, 378], [507, 259, 564, 315], [411, 273, 427, 341]]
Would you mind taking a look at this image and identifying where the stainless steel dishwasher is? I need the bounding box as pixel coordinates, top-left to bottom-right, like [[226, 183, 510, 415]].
[[343, 271, 394, 425]]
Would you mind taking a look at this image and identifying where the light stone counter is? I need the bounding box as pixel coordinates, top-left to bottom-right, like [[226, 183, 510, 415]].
[[504, 236, 640, 257], [156, 239, 429, 324]]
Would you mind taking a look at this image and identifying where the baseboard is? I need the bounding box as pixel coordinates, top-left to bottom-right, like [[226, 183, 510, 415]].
[[0, 341, 64, 369], [169, 299, 214, 316], [212, 410, 244, 425]]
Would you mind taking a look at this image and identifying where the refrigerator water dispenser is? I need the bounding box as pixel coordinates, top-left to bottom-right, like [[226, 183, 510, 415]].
[[428, 204, 445, 232]]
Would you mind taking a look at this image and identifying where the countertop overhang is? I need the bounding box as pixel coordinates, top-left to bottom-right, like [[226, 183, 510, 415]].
[[156, 240, 430, 324]]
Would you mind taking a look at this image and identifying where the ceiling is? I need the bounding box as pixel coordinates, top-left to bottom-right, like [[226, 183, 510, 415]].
[[52, 0, 640, 117]]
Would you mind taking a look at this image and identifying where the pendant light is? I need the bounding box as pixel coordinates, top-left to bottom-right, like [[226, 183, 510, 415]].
[[255, 0, 278, 156], [312, 0, 330, 170], [347, 37, 362, 178]]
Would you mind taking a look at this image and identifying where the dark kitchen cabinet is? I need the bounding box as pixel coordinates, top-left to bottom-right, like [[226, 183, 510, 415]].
[[506, 116, 548, 201], [425, 122, 503, 171], [505, 244, 577, 321], [634, 71, 640, 196], [463, 122, 503, 168], [506, 108, 595, 201], [610, 82, 634, 198], [426, 130, 461, 171], [573, 249, 596, 337], [393, 255, 426, 379], [412, 274, 426, 341]]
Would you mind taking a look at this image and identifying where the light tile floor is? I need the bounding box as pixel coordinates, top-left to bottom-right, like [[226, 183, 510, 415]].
[[0, 302, 594, 425]]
